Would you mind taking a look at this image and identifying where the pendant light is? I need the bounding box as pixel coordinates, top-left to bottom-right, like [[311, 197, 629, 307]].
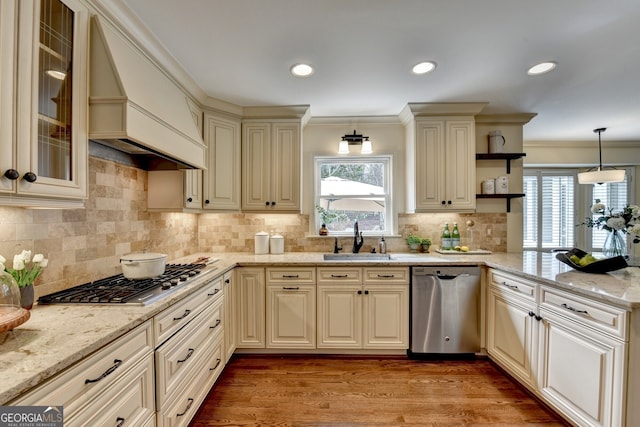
[[338, 130, 372, 154], [577, 128, 625, 184]]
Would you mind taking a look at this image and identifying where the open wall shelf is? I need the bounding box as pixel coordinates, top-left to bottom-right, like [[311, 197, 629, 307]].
[[476, 153, 526, 173], [475, 193, 525, 212]]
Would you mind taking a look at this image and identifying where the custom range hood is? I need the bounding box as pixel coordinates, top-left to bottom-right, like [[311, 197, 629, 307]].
[[89, 16, 206, 169]]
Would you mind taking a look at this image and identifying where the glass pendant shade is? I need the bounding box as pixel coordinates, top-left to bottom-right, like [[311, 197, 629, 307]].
[[338, 140, 349, 154], [361, 140, 372, 154], [577, 168, 625, 184]]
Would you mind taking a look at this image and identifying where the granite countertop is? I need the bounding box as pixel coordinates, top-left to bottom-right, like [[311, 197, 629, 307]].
[[2, 250, 639, 404]]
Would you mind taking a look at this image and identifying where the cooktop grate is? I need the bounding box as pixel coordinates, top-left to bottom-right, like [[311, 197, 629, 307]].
[[38, 263, 205, 305]]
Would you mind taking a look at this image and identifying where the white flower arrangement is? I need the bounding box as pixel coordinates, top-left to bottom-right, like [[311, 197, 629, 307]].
[[581, 200, 640, 243], [0, 250, 48, 288]]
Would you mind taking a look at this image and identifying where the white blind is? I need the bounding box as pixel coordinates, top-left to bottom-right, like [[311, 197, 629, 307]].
[[523, 171, 575, 250]]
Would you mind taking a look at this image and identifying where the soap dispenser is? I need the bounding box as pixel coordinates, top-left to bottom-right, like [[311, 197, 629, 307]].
[[378, 236, 387, 254]]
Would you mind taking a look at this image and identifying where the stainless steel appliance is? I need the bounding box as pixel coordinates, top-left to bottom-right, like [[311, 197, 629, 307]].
[[409, 265, 481, 356], [38, 261, 218, 306]]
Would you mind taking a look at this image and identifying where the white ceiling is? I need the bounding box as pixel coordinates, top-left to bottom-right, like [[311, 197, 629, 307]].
[[119, 0, 640, 142]]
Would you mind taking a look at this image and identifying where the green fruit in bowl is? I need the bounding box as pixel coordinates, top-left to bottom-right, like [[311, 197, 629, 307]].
[[569, 253, 598, 266]]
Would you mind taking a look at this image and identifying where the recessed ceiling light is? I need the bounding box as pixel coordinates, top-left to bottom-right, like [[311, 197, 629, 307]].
[[46, 70, 66, 80], [290, 63, 314, 77], [527, 61, 557, 75], [412, 61, 437, 75]]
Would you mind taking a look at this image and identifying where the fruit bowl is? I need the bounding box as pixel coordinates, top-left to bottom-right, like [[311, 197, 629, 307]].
[[556, 248, 628, 274]]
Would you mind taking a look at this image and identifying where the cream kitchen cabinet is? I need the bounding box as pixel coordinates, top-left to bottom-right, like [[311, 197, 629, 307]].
[[223, 270, 237, 363], [413, 119, 476, 211], [236, 267, 266, 348], [202, 112, 241, 210], [486, 270, 539, 389], [316, 267, 409, 349], [241, 121, 301, 211], [147, 112, 241, 212], [11, 320, 155, 425], [537, 285, 627, 427], [266, 267, 316, 349], [400, 103, 485, 213], [1, 0, 89, 207], [486, 268, 631, 427]]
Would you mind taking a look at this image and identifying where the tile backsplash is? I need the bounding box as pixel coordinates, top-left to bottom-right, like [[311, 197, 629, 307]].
[[0, 157, 507, 299]]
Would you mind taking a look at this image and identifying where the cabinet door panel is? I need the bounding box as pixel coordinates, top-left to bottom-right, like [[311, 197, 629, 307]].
[[415, 121, 444, 209], [317, 285, 361, 348], [486, 290, 536, 387], [241, 123, 271, 210], [204, 114, 240, 210], [538, 310, 625, 427], [266, 285, 315, 348], [236, 268, 265, 348], [363, 286, 408, 348], [271, 122, 300, 210], [445, 121, 475, 209]]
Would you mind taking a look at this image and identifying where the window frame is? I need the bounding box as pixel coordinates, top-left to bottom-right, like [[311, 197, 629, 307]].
[[314, 155, 393, 236]]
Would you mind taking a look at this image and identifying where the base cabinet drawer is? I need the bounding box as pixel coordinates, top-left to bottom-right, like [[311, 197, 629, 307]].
[[156, 299, 223, 409], [157, 334, 225, 427], [66, 355, 155, 427], [11, 320, 153, 416]]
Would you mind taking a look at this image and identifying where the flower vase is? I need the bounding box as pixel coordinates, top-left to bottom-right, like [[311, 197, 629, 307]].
[[603, 230, 626, 258], [20, 285, 34, 310]]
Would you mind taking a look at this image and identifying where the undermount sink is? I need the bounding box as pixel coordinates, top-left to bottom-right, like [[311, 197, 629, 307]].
[[323, 253, 391, 261]]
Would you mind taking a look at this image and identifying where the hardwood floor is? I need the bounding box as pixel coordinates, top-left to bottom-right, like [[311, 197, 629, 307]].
[[190, 355, 568, 426]]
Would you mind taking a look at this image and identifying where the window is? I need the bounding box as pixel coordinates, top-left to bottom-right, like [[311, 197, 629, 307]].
[[315, 157, 392, 235], [523, 167, 634, 252], [523, 171, 576, 251]]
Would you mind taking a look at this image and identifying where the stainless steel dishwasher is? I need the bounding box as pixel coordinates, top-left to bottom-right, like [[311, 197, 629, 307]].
[[409, 265, 481, 357]]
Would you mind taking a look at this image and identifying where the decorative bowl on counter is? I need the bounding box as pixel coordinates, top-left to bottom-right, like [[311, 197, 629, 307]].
[[556, 248, 628, 274]]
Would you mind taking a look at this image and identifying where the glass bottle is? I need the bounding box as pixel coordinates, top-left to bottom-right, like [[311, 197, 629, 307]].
[[452, 223, 461, 248], [441, 223, 452, 250]]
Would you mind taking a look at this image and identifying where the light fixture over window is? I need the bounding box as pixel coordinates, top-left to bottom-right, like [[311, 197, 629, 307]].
[[338, 130, 372, 154], [577, 128, 625, 184]]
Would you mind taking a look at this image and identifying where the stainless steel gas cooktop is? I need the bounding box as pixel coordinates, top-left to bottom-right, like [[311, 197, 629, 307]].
[[38, 262, 217, 306]]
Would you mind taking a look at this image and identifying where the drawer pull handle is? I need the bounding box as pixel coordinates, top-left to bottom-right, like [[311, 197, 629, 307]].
[[116, 417, 125, 427], [283, 286, 300, 290], [210, 358, 222, 371], [225, 279, 230, 284], [561, 303, 588, 315], [502, 281, 519, 290], [178, 348, 195, 363], [528, 311, 542, 321], [282, 274, 299, 278], [177, 398, 194, 417], [331, 274, 348, 278], [210, 319, 222, 330], [173, 309, 191, 321], [85, 359, 122, 384], [208, 288, 221, 297], [377, 274, 395, 278]]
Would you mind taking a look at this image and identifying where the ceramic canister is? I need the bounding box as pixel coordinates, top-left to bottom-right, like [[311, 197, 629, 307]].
[[481, 179, 495, 194], [255, 231, 269, 254], [270, 234, 284, 254], [488, 130, 506, 153], [495, 176, 509, 194]]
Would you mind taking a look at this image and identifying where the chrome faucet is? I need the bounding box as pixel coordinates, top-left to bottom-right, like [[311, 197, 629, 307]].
[[352, 221, 364, 253]]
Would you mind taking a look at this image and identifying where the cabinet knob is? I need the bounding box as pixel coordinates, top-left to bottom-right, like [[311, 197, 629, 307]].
[[265, 201, 270, 206], [187, 197, 193, 203], [357, 290, 362, 295], [447, 200, 452, 205], [271, 201, 276, 206], [205, 199, 210, 204], [23, 172, 37, 183], [3, 169, 19, 180], [441, 200, 446, 205]]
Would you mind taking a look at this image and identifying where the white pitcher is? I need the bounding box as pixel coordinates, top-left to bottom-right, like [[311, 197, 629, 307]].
[[488, 130, 506, 153]]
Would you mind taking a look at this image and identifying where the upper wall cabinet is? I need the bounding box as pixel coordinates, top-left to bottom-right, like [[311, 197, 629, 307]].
[[0, 0, 89, 207], [241, 106, 309, 212], [401, 103, 486, 213], [202, 112, 241, 210]]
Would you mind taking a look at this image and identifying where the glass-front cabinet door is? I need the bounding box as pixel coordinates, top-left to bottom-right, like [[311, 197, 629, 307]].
[[9, 0, 88, 203]]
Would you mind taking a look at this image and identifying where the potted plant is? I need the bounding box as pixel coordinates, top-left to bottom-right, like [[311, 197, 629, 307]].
[[420, 238, 432, 253], [407, 235, 421, 252]]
